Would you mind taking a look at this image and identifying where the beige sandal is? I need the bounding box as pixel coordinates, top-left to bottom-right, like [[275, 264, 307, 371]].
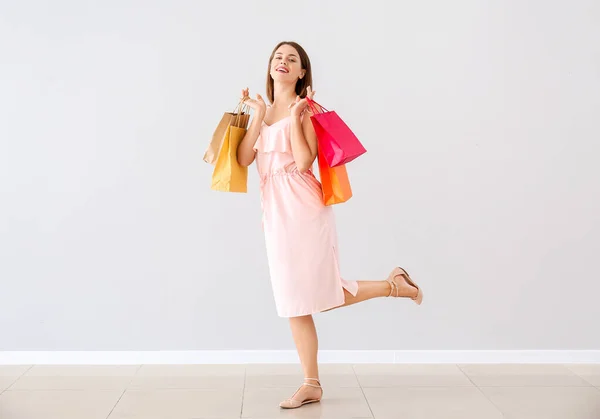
[[387, 267, 423, 305], [279, 378, 323, 409]]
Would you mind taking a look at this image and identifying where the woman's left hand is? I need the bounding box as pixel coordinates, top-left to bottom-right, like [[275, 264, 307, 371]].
[[289, 86, 316, 118]]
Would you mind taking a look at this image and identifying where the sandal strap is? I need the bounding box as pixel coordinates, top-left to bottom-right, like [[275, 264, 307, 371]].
[[303, 377, 321, 387], [386, 279, 397, 297], [388, 267, 421, 301]]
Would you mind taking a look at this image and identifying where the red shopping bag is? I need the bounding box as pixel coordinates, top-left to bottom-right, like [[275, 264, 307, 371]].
[[306, 97, 366, 167]]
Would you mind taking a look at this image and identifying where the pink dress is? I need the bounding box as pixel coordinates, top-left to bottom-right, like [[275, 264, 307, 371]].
[[253, 115, 359, 317]]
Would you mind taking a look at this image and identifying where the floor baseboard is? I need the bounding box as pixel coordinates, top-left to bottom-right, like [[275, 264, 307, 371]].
[[0, 350, 599, 365]]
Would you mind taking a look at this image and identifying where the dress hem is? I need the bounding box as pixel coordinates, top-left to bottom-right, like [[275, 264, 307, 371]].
[[275, 280, 359, 318]]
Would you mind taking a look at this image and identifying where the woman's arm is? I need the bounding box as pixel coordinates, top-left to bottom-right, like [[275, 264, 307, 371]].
[[290, 113, 318, 172], [237, 89, 266, 167], [237, 109, 265, 167], [289, 87, 319, 172]]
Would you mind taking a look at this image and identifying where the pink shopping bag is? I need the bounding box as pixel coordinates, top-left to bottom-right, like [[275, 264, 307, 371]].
[[306, 97, 366, 167]]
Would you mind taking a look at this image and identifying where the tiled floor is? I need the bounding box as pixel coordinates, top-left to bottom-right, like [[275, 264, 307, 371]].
[[0, 364, 599, 418]]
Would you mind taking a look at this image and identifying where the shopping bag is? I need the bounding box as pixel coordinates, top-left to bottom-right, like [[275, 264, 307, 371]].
[[203, 102, 250, 165], [317, 148, 353, 205], [210, 125, 248, 193], [307, 97, 366, 167]]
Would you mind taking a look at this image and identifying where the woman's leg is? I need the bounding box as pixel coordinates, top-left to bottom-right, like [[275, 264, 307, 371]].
[[283, 315, 323, 404], [290, 315, 319, 378], [341, 280, 392, 306], [325, 276, 419, 312], [280, 272, 419, 406]]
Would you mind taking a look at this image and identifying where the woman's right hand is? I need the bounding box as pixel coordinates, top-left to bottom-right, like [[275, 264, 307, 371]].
[[241, 88, 266, 116]]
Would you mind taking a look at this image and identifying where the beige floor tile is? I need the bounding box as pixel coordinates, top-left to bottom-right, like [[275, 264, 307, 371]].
[[246, 364, 358, 388], [107, 388, 243, 419], [245, 364, 304, 376], [242, 386, 372, 418], [0, 366, 31, 377], [245, 374, 359, 389], [0, 377, 17, 392], [136, 364, 245, 376], [481, 386, 600, 419], [566, 364, 600, 387], [129, 375, 244, 390], [24, 365, 140, 376], [10, 375, 134, 390], [0, 366, 32, 392], [353, 364, 473, 387], [0, 389, 122, 419], [363, 387, 503, 419], [129, 364, 245, 389], [245, 364, 354, 375], [11, 365, 139, 390], [459, 364, 592, 387]]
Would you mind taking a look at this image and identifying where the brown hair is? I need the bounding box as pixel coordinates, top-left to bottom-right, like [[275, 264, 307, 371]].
[[266, 41, 313, 104]]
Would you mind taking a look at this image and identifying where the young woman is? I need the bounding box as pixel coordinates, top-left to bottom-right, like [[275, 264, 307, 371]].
[[237, 41, 423, 409]]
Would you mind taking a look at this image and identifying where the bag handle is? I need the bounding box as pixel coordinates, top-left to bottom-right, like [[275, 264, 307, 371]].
[[232, 100, 250, 126], [306, 96, 329, 114]]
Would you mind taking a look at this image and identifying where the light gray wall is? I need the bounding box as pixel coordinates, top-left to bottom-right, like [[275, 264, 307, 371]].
[[1, 0, 599, 351]]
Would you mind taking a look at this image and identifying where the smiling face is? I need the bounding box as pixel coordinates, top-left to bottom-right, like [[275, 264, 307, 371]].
[[269, 44, 306, 83], [266, 42, 312, 103]]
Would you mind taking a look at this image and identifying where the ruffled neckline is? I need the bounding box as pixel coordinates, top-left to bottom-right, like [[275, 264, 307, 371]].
[[253, 117, 293, 154], [262, 115, 292, 128]]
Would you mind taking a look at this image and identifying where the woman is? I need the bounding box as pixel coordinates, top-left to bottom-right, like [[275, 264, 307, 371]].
[[237, 41, 423, 409]]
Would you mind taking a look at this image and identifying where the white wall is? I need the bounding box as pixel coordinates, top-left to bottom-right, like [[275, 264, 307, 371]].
[[1, 0, 599, 353]]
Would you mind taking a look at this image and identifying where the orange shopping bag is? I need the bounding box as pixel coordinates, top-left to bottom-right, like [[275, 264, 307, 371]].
[[317, 150, 352, 205]]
